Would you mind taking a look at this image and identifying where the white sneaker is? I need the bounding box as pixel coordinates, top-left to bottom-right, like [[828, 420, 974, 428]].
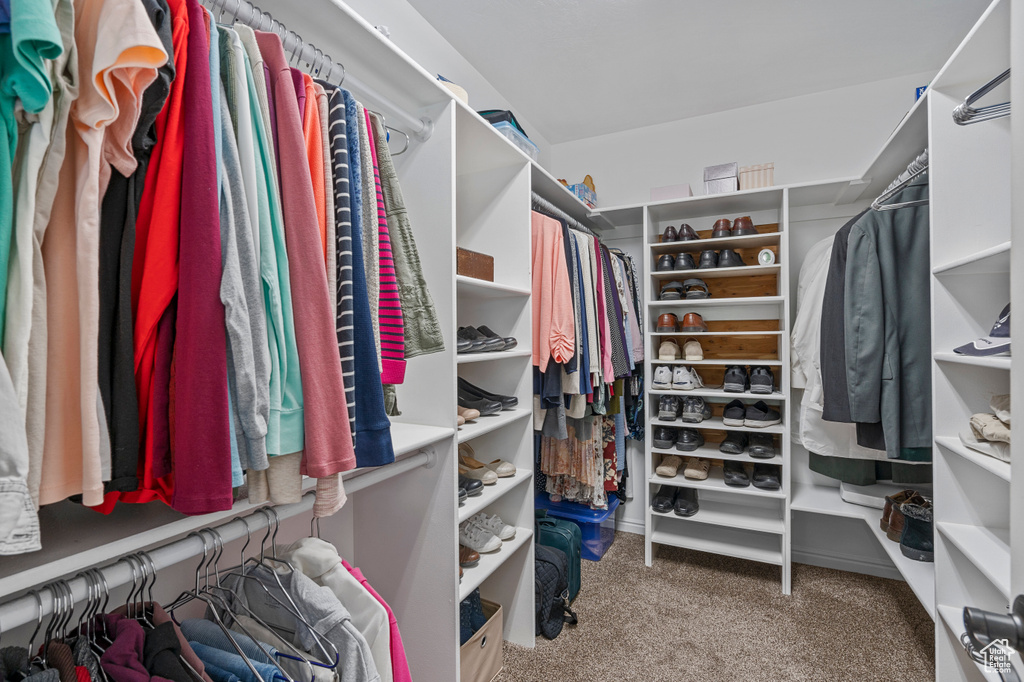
[[469, 512, 516, 541], [672, 366, 692, 390], [689, 367, 705, 389], [653, 365, 672, 389], [459, 521, 502, 552]]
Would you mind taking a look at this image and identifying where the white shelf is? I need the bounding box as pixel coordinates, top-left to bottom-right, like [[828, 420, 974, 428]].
[[457, 349, 532, 364], [646, 187, 784, 223], [650, 231, 781, 254], [937, 522, 1011, 600], [649, 417, 786, 435], [933, 241, 1011, 275], [649, 388, 785, 401], [651, 330, 783, 337], [936, 605, 1005, 682], [591, 201, 645, 229], [934, 352, 1011, 370], [649, 467, 786, 499], [935, 436, 1011, 482], [791, 484, 935, 619], [850, 90, 929, 205], [650, 526, 783, 566], [459, 528, 533, 601], [649, 264, 781, 280], [650, 503, 784, 535], [457, 408, 532, 443], [456, 275, 531, 299], [458, 470, 533, 524], [650, 295, 784, 308], [650, 358, 783, 367], [652, 444, 780, 465]]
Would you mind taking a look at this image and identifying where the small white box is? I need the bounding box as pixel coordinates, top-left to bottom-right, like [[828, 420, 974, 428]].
[[650, 183, 693, 202]]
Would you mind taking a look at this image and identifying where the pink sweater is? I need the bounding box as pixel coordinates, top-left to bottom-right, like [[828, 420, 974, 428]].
[[531, 212, 575, 372]]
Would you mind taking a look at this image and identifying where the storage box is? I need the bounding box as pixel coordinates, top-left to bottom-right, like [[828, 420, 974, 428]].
[[492, 121, 539, 161], [738, 163, 775, 190], [460, 599, 503, 682], [704, 162, 738, 195], [650, 183, 693, 202], [456, 247, 494, 281], [567, 175, 597, 208], [534, 494, 620, 561]]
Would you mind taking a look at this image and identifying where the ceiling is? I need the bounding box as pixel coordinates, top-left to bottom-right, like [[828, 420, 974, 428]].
[[406, 0, 991, 144]]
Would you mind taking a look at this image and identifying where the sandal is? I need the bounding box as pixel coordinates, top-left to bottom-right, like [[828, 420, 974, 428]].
[[683, 278, 711, 299], [684, 458, 710, 480], [660, 280, 684, 301]]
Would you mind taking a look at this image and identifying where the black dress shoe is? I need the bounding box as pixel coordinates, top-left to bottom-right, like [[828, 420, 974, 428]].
[[674, 487, 699, 517], [663, 225, 678, 242], [719, 431, 748, 455], [459, 474, 483, 497], [476, 325, 517, 351], [675, 428, 704, 452], [718, 249, 746, 268], [458, 391, 502, 416], [651, 485, 677, 514], [723, 461, 750, 487], [652, 427, 677, 449], [656, 254, 675, 272], [458, 377, 517, 410], [698, 250, 718, 269], [748, 433, 776, 459], [752, 464, 781, 490], [459, 486, 468, 505], [458, 326, 505, 352], [674, 253, 696, 271]]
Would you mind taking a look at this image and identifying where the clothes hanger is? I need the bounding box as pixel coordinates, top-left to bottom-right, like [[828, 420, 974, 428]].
[[953, 69, 1010, 125], [368, 111, 410, 156]]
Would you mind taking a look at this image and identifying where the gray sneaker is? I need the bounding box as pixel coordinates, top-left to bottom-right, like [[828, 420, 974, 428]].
[[750, 366, 775, 394], [744, 400, 781, 428], [680, 396, 712, 424]]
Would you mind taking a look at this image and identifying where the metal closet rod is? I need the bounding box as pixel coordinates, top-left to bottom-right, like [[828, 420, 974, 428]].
[[203, 0, 433, 142], [0, 448, 435, 632], [531, 192, 601, 241]]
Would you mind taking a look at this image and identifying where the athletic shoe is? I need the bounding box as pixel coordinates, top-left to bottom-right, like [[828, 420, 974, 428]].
[[653, 365, 672, 389], [723, 366, 749, 393], [744, 400, 781, 428], [723, 399, 747, 427], [749, 366, 775, 394]]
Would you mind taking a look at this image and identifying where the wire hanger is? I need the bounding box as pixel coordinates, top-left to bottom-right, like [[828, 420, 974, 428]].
[[953, 69, 1010, 125], [872, 149, 929, 212], [531, 192, 601, 241]]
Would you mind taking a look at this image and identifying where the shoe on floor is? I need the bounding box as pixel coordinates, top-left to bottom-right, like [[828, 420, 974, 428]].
[[651, 485, 678, 513], [662, 225, 678, 242], [656, 454, 683, 477], [653, 365, 673, 389], [477, 325, 517, 351], [658, 395, 682, 421], [459, 544, 480, 568], [675, 428, 705, 452], [459, 461, 498, 485], [469, 512, 516, 541], [698, 250, 718, 269], [683, 278, 710, 299], [674, 253, 696, 271], [750, 366, 775, 394], [723, 399, 747, 427], [673, 487, 699, 517], [459, 474, 483, 497], [744, 400, 781, 428], [656, 313, 679, 333], [899, 503, 934, 562], [459, 521, 501, 553], [680, 396, 711, 423], [723, 460, 750, 487], [684, 457, 710, 480], [748, 433, 776, 459], [680, 312, 709, 333], [723, 365, 750, 393], [732, 216, 758, 236], [719, 431, 748, 455], [659, 338, 681, 361], [656, 254, 676, 272], [653, 427, 678, 449], [683, 338, 703, 361], [678, 224, 700, 241], [712, 218, 731, 239], [660, 281, 684, 301], [751, 463, 781, 490], [717, 249, 746, 268]]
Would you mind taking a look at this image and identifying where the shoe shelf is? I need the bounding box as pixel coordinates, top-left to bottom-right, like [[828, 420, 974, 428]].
[[649, 295, 785, 308], [649, 502, 785, 534], [936, 605, 1007, 682], [932, 240, 1011, 276], [652, 444, 782, 466], [649, 417, 786, 435], [458, 469, 534, 524], [650, 524, 784, 567], [933, 352, 1011, 371], [648, 232, 781, 256], [648, 468, 786, 499], [651, 358, 784, 366], [650, 330, 784, 337], [458, 528, 533, 601], [791, 483, 935, 619], [936, 522, 1011, 600], [456, 349, 532, 364], [935, 436, 1011, 482], [649, 388, 786, 401], [649, 264, 782, 280], [455, 275, 532, 299], [457, 408, 532, 444]]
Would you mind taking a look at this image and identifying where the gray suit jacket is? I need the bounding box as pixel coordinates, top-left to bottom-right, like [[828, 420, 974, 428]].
[[844, 181, 932, 460]]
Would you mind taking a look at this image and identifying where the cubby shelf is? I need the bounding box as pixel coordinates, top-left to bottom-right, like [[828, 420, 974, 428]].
[[457, 349, 532, 364], [932, 241, 1011, 275], [937, 522, 1011, 600], [649, 468, 786, 499], [649, 417, 786, 435], [935, 435, 1011, 482], [458, 529, 533, 601], [652, 444, 782, 465], [650, 330, 783, 337], [650, 359, 783, 366], [649, 504, 785, 534], [457, 409, 532, 444], [649, 295, 785, 308], [458, 470, 534, 524], [649, 264, 781, 280], [649, 388, 785, 401], [649, 231, 781, 255], [650, 526, 783, 566], [936, 605, 1006, 682], [934, 352, 1011, 370], [455, 275, 532, 299]]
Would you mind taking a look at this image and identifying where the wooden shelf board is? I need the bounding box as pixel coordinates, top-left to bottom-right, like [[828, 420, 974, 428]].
[[458, 470, 533, 524], [458, 528, 533, 601]]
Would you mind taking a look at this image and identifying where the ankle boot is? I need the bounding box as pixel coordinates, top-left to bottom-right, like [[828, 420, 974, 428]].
[[880, 489, 916, 533], [899, 503, 934, 562], [886, 493, 929, 542]]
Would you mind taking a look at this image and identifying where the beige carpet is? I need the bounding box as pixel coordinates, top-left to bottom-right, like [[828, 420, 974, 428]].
[[495, 532, 934, 682]]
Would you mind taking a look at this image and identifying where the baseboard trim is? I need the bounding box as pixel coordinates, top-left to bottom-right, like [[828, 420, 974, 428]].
[[605, 517, 645, 537], [792, 546, 902, 582]]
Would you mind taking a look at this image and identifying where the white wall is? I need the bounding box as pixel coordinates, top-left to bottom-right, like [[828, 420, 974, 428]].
[[342, 0, 552, 165], [549, 71, 935, 208]]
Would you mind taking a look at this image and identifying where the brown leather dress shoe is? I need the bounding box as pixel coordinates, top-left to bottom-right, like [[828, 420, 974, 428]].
[[880, 489, 915, 533], [680, 312, 708, 333], [886, 493, 931, 542], [678, 224, 700, 241], [732, 216, 758, 235], [656, 313, 679, 332], [712, 219, 731, 238], [460, 544, 480, 567], [662, 225, 678, 242]]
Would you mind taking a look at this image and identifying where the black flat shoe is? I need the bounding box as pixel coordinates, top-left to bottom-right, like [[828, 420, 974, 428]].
[[457, 338, 475, 353], [458, 391, 502, 416], [673, 487, 699, 517], [723, 461, 750, 487], [458, 326, 505, 352], [459, 474, 484, 497], [477, 325, 517, 351], [752, 464, 781, 490], [456, 327, 489, 353], [651, 485, 677, 514], [459, 487, 468, 505], [719, 431, 748, 455], [458, 377, 517, 410]]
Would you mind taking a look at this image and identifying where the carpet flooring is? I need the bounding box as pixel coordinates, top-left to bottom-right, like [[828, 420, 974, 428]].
[[494, 532, 934, 682]]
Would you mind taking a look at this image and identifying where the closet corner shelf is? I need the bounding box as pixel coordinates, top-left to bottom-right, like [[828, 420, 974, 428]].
[[649, 295, 785, 309], [455, 275, 532, 299], [648, 388, 786, 402], [457, 349, 533, 364], [936, 605, 1005, 682], [649, 417, 786, 436], [791, 483, 935, 619], [932, 241, 1011, 276], [457, 409, 532, 443], [647, 468, 787, 499], [649, 264, 781, 280], [649, 526, 783, 567], [935, 436, 1011, 482], [933, 352, 1011, 370], [936, 522, 1011, 600], [458, 469, 534, 524], [649, 232, 781, 255], [458, 528, 533, 601]]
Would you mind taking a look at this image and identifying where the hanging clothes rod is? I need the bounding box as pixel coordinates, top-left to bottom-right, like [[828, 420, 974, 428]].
[[0, 448, 436, 632], [202, 0, 434, 142], [953, 69, 1010, 125], [531, 192, 601, 240], [872, 149, 929, 212]]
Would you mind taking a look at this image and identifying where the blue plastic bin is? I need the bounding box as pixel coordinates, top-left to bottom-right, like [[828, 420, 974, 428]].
[[535, 493, 620, 561]]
